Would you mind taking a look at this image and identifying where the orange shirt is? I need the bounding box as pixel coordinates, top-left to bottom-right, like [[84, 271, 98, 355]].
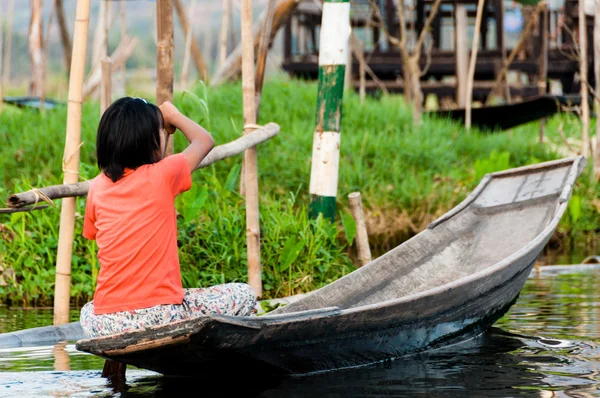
[[83, 154, 192, 315]]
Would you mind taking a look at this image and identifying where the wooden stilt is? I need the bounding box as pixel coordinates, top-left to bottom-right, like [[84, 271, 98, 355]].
[[539, 7, 548, 143], [241, 0, 262, 297], [465, 0, 486, 129], [455, 4, 467, 108], [579, 0, 590, 158], [54, 0, 91, 326], [41, 1, 57, 113], [156, 0, 175, 156]]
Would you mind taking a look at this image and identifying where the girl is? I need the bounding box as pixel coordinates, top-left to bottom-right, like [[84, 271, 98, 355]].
[[80, 97, 257, 338]]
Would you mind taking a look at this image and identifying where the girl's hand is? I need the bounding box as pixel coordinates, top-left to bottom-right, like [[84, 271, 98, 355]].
[[159, 101, 181, 135]]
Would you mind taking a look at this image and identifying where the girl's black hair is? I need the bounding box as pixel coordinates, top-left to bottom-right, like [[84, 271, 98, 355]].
[[96, 97, 164, 182]]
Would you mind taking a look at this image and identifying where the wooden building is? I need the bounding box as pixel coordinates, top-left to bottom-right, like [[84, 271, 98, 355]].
[[281, 0, 591, 105]]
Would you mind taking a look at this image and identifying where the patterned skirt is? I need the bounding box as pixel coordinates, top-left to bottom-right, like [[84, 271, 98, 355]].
[[80, 283, 257, 337]]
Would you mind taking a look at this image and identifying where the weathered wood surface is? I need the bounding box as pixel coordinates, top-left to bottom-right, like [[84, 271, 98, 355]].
[[6, 123, 280, 208], [76, 157, 586, 376]]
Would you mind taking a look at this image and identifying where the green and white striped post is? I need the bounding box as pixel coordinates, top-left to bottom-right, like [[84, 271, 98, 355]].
[[308, 0, 351, 222]]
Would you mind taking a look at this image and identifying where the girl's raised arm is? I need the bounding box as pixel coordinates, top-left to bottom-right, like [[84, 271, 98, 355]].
[[159, 101, 215, 171]]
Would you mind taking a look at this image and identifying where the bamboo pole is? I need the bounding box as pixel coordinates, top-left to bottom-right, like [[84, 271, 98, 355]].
[[348, 192, 371, 267], [465, 0, 486, 129], [579, 0, 590, 158], [55, 0, 72, 75], [157, 0, 175, 156], [173, 0, 209, 81], [54, 0, 91, 326], [6, 123, 280, 209], [595, 0, 600, 178], [220, 0, 230, 67], [28, 0, 44, 97], [2, 0, 13, 90], [241, 0, 262, 297], [180, 0, 197, 88], [101, 58, 112, 114], [455, 4, 467, 108]]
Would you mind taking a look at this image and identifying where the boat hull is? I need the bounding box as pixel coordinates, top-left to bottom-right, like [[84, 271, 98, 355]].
[[75, 156, 586, 376]]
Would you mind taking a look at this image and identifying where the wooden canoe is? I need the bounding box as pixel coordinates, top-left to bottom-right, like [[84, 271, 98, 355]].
[[75, 156, 586, 376]]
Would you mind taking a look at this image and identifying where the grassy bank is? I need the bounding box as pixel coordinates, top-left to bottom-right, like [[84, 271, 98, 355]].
[[0, 78, 598, 306]]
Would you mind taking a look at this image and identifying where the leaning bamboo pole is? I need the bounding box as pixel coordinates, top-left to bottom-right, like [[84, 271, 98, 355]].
[[6, 124, 280, 209], [54, 0, 91, 326], [255, 0, 276, 117], [465, 0, 486, 129], [579, 0, 590, 158], [173, 0, 209, 81], [28, 0, 44, 97], [156, 0, 175, 156], [180, 0, 198, 88], [241, 0, 262, 297], [2, 0, 14, 90]]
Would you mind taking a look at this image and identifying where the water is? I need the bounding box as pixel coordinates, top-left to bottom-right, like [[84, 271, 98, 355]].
[[1, 265, 599, 397]]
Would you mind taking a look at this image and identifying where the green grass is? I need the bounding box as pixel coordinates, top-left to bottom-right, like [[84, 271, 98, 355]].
[[0, 77, 598, 306]]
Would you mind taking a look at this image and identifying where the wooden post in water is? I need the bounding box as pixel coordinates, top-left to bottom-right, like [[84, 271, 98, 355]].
[[54, 0, 91, 326], [241, 0, 262, 297], [308, 0, 350, 221], [579, 0, 590, 158], [157, 0, 175, 156], [465, 0, 486, 129], [348, 192, 371, 267], [455, 4, 467, 108]]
